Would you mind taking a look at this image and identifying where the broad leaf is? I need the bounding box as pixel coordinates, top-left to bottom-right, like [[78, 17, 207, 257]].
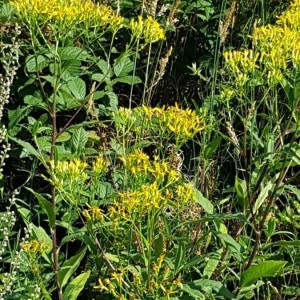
[[204, 136, 222, 159], [67, 77, 86, 99], [63, 271, 90, 300], [26, 54, 49, 72], [112, 75, 142, 85], [240, 260, 287, 288], [194, 189, 214, 214], [234, 177, 248, 210], [9, 136, 43, 161], [26, 188, 55, 228], [58, 247, 87, 289], [59, 47, 88, 61]]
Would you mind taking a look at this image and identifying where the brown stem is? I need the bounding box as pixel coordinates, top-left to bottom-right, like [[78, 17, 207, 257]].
[[245, 164, 288, 270]]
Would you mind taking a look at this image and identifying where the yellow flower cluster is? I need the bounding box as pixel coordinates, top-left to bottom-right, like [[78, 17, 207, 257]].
[[120, 149, 181, 182], [128, 15, 165, 43], [223, 50, 260, 85], [117, 181, 195, 215], [10, 0, 124, 32], [22, 239, 49, 255], [92, 156, 109, 175], [164, 104, 205, 140], [54, 158, 88, 184], [225, 0, 300, 85], [119, 182, 164, 211], [120, 149, 150, 175], [115, 105, 205, 142], [82, 204, 105, 223]]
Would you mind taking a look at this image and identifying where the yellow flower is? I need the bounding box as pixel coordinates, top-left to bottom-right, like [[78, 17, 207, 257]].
[[92, 156, 109, 175], [55, 159, 88, 183], [94, 278, 109, 291], [22, 239, 49, 255], [10, 0, 124, 32], [82, 204, 105, 223], [128, 15, 165, 44], [120, 149, 151, 175]]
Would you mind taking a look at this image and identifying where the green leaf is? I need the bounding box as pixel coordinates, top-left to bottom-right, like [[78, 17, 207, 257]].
[[71, 127, 88, 153], [26, 188, 55, 228], [61, 60, 81, 76], [234, 177, 248, 210], [92, 73, 106, 83], [203, 250, 222, 279], [9, 136, 43, 161], [24, 93, 48, 110], [192, 279, 235, 298], [26, 54, 49, 72], [56, 132, 72, 143], [31, 224, 53, 260], [182, 284, 205, 299], [240, 261, 287, 288], [154, 234, 164, 258], [58, 247, 87, 289], [112, 75, 142, 85], [106, 91, 118, 111], [63, 270, 90, 300], [97, 59, 112, 78], [204, 136, 222, 159], [253, 179, 273, 214], [0, 2, 14, 21], [67, 77, 86, 99], [174, 242, 185, 274], [59, 47, 88, 61], [8, 106, 31, 136], [113, 54, 128, 77], [273, 240, 300, 247], [217, 233, 242, 258], [194, 189, 214, 214]]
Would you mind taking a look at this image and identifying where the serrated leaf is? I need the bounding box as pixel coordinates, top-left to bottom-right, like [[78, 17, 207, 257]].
[[106, 91, 118, 111], [240, 261, 287, 288], [26, 188, 55, 228], [59, 47, 88, 61], [24, 94, 48, 110], [97, 59, 112, 77], [192, 279, 235, 298], [61, 60, 81, 76], [58, 247, 87, 289], [194, 189, 214, 214], [113, 54, 128, 77], [36, 136, 52, 152], [86, 130, 100, 142], [56, 132, 72, 143], [71, 127, 88, 153], [67, 77, 86, 99], [26, 54, 49, 72], [92, 73, 106, 83], [63, 271, 90, 300]]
